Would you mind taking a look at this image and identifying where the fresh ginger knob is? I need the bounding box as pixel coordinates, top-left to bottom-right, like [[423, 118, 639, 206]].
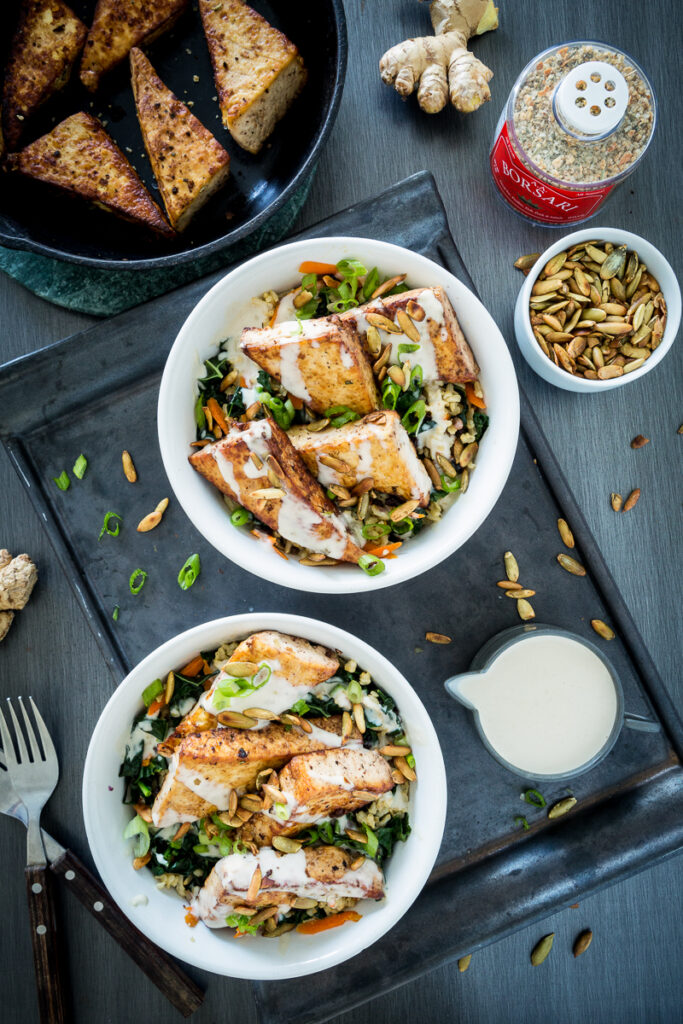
[[380, 0, 498, 114]]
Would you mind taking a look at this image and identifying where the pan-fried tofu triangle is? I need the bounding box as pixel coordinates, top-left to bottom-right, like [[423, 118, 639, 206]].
[[240, 747, 395, 846], [193, 846, 384, 926], [151, 716, 356, 827], [130, 48, 230, 232], [290, 411, 432, 507], [177, 630, 340, 734], [189, 419, 365, 563], [80, 0, 188, 92], [2, 0, 87, 149], [240, 317, 379, 416], [199, 0, 307, 154], [10, 112, 173, 236]]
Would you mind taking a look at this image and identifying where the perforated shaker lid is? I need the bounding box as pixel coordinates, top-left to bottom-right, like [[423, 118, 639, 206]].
[[554, 61, 629, 137]]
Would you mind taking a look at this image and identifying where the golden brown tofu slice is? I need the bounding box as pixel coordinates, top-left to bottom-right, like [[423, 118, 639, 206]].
[[341, 286, 479, 383], [2, 0, 87, 149], [189, 419, 365, 563], [80, 0, 188, 92], [198, 0, 307, 154], [9, 111, 173, 236], [240, 316, 379, 416], [151, 716, 353, 827], [289, 410, 432, 506], [193, 846, 384, 925], [175, 630, 339, 737], [240, 747, 395, 846], [130, 48, 230, 232]]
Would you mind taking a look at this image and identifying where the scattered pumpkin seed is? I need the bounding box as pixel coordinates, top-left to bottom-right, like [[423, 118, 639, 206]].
[[517, 599, 535, 621], [610, 492, 623, 511], [505, 588, 535, 598], [216, 710, 258, 729], [504, 550, 519, 582], [623, 488, 641, 511], [457, 954, 472, 973], [548, 796, 577, 819], [514, 253, 540, 273], [122, 450, 137, 482], [530, 933, 555, 965], [425, 631, 452, 644], [591, 619, 615, 641], [557, 553, 586, 577], [497, 580, 522, 590], [573, 929, 593, 958], [557, 518, 575, 548]]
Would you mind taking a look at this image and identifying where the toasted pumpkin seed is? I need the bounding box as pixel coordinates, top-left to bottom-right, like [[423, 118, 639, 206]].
[[497, 580, 522, 590], [272, 836, 303, 854], [557, 518, 575, 548], [366, 325, 382, 356], [224, 661, 258, 677], [396, 309, 420, 343], [623, 488, 641, 511], [379, 744, 412, 756], [548, 796, 577, 819], [557, 553, 586, 576], [514, 253, 540, 272], [122, 450, 137, 482], [247, 866, 262, 901], [352, 702, 366, 734], [425, 631, 452, 644], [505, 588, 535, 598], [458, 954, 472, 973], [573, 930, 593, 958], [406, 299, 426, 321], [395, 755, 417, 781], [630, 434, 650, 449], [516, 599, 535, 621], [366, 312, 401, 334], [610, 492, 623, 511], [530, 933, 555, 965], [216, 710, 258, 729], [591, 619, 615, 640], [504, 550, 519, 583]]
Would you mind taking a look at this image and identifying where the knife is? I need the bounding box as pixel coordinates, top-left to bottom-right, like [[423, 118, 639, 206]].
[[0, 755, 204, 1017]]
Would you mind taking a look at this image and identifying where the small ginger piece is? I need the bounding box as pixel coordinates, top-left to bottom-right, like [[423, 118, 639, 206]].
[[0, 550, 38, 611], [379, 0, 498, 114]]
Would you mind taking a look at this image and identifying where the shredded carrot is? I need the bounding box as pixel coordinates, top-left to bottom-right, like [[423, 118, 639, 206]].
[[147, 696, 165, 717], [207, 397, 230, 433], [202, 659, 212, 675], [251, 529, 289, 560], [298, 260, 338, 276], [465, 382, 486, 410], [180, 654, 204, 677], [297, 911, 362, 935], [184, 909, 199, 928], [289, 394, 304, 410], [364, 541, 402, 558]]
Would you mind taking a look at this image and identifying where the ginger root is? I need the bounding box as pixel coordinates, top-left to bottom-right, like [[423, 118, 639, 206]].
[[380, 0, 498, 114], [0, 549, 38, 641]]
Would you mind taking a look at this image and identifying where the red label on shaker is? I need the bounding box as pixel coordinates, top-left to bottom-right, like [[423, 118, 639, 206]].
[[490, 122, 614, 225]]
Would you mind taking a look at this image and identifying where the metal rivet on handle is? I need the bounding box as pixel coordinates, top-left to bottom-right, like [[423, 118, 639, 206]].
[[36, 925, 47, 935], [31, 883, 42, 894], [93, 901, 104, 912], [65, 871, 75, 881]]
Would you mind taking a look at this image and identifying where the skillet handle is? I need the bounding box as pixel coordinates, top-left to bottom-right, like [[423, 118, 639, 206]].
[[25, 863, 68, 1024], [50, 848, 204, 1018]]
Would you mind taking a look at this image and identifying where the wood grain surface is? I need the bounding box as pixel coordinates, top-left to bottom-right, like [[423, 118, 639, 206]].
[[0, 2, 681, 1022]]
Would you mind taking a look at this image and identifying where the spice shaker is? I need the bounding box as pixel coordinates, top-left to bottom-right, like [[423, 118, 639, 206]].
[[490, 41, 657, 227]]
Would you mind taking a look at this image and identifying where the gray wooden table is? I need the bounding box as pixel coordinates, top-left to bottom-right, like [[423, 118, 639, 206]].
[[1, 2, 681, 1021]]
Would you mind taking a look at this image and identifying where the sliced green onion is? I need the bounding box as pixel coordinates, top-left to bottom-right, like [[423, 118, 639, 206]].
[[324, 405, 360, 428], [137, 782, 151, 798], [123, 814, 150, 858], [253, 663, 272, 688], [218, 839, 233, 857], [259, 392, 295, 430], [129, 568, 148, 595], [391, 518, 414, 536], [233, 840, 249, 856], [362, 267, 379, 300], [398, 342, 420, 359], [514, 815, 530, 831], [346, 680, 363, 704], [410, 365, 423, 388], [301, 272, 317, 291], [194, 393, 206, 430], [524, 789, 546, 808], [440, 474, 461, 494], [53, 470, 70, 491], [142, 678, 163, 707], [361, 522, 390, 541], [193, 843, 209, 855], [406, 754, 416, 769], [382, 381, 401, 410], [230, 507, 251, 527], [273, 802, 290, 821], [326, 488, 337, 501], [178, 553, 200, 590], [336, 257, 367, 278], [112, 605, 119, 622], [362, 824, 379, 859], [212, 677, 254, 711], [72, 454, 88, 479], [401, 399, 426, 435], [358, 553, 385, 577], [291, 698, 310, 716], [99, 511, 122, 540]]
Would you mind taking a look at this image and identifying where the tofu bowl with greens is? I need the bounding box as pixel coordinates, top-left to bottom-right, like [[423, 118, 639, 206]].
[[158, 238, 520, 593], [83, 613, 447, 979]]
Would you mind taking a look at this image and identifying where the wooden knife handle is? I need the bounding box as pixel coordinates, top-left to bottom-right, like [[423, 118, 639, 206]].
[[50, 849, 204, 1017], [25, 864, 68, 1024]]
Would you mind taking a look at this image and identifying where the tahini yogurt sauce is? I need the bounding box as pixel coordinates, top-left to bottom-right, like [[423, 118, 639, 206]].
[[458, 633, 619, 777]]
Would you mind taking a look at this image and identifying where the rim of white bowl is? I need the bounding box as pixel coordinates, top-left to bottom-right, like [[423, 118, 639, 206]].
[[158, 237, 520, 594], [82, 612, 448, 979], [517, 226, 681, 390]]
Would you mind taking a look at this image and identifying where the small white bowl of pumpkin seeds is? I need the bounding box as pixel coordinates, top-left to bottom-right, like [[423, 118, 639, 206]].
[[514, 228, 680, 393]]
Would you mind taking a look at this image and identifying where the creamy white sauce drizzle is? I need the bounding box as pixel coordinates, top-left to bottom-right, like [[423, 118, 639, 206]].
[[458, 634, 619, 776], [175, 761, 233, 810], [417, 382, 453, 462], [199, 658, 313, 718], [347, 289, 445, 382], [278, 341, 312, 402], [272, 290, 299, 324], [216, 296, 270, 388], [128, 719, 159, 762]]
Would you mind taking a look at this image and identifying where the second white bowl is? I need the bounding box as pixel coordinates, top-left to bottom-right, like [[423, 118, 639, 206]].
[[158, 236, 520, 593]]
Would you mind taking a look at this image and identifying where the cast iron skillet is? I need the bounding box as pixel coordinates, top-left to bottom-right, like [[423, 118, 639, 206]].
[[0, 0, 347, 269]]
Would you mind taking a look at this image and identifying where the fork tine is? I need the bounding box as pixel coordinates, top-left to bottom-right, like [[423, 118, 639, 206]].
[[7, 699, 30, 764], [28, 698, 57, 765], [18, 697, 43, 763], [0, 708, 17, 769]]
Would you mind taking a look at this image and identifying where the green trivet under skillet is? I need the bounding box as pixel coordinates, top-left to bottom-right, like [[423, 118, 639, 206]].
[[0, 171, 315, 317]]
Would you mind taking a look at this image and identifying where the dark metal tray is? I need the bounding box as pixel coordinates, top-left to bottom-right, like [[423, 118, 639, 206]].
[[0, 0, 346, 269], [1, 172, 681, 1023]]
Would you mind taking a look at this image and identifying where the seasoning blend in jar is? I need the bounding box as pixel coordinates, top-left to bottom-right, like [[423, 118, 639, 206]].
[[490, 41, 657, 226]]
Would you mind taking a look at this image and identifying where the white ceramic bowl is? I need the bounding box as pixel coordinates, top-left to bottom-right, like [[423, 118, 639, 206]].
[[514, 227, 681, 393], [158, 237, 519, 593], [82, 613, 447, 980]]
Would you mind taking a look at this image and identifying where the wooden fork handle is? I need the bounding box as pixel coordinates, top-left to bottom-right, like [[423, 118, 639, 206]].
[[25, 864, 68, 1024], [50, 849, 204, 1017]]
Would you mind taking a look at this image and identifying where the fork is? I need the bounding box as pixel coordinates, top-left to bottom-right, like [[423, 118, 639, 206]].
[[0, 748, 204, 1016], [0, 697, 67, 1024]]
